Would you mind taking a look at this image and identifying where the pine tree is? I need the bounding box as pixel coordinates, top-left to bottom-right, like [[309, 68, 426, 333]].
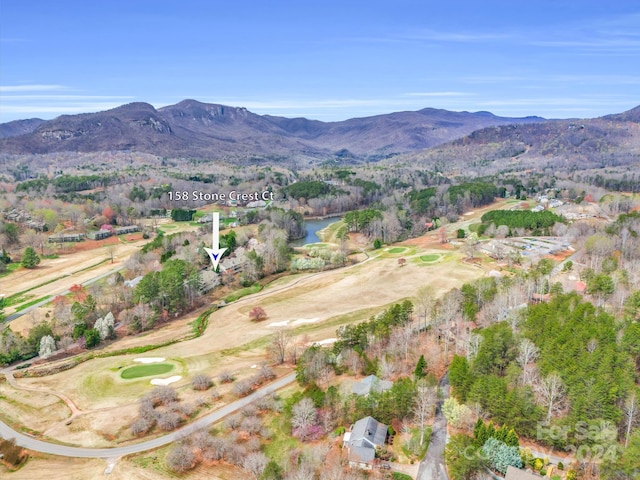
[[495, 424, 509, 442], [473, 418, 487, 446], [486, 422, 496, 441], [21, 246, 40, 269], [414, 354, 427, 379], [505, 428, 519, 447]]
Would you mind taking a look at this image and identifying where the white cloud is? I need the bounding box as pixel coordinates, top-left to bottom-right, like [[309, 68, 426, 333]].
[[0, 84, 68, 93], [405, 92, 474, 97], [403, 29, 510, 43]]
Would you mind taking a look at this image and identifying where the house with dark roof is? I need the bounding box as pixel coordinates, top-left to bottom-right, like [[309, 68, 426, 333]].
[[343, 416, 387, 469], [352, 375, 393, 396]]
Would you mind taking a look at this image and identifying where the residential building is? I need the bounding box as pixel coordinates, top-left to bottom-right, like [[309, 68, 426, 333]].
[[352, 375, 393, 396], [343, 416, 388, 469]]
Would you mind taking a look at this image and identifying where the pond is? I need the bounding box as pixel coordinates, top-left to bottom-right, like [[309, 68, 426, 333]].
[[290, 217, 341, 247]]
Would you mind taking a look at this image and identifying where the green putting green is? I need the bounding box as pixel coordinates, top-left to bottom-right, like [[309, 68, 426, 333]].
[[420, 254, 440, 262], [388, 247, 406, 254], [120, 363, 174, 379]]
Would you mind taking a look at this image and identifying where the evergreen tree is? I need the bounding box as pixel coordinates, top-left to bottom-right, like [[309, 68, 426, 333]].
[[473, 418, 487, 446], [21, 246, 40, 269], [505, 428, 519, 447], [261, 460, 284, 480], [414, 354, 427, 380], [449, 355, 473, 402], [84, 328, 101, 348]]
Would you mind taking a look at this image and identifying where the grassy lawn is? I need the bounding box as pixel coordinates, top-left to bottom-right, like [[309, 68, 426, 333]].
[[15, 295, 52, 311], [319, 219, 344, 243], [0, 263, 20, 278], [263, 388, 301, 463], [120, 363, 174, 379], [399, 427, 431, 462], [387, 247, 407, 254], [223, 283, 262, 303], [420, 254, 440, 262], [393, 473, 413, 480], [468, 223, 480, 232]]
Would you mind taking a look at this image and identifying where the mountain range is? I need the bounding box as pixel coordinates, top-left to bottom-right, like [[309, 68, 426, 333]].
[[0, 99, 547, 162]]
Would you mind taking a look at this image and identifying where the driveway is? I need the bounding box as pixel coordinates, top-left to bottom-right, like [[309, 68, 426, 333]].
[[417, 372, 450, 480]]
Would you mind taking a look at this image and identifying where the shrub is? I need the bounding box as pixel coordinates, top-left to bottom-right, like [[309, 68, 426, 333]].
[[165, 444, 196, 472], [232, 379, 253, 397], [218, 371, 235, 383], [192, 374, 213, 391], [0, 438, 26, 467], [258, 364, 275, 381], [130, 417, 154, 435], [249, 306, 267, 322], [157, 411, 182, 431], [481, 437, 522, 474], [224, 414, 242, 430], [144, 386, 178, 406]]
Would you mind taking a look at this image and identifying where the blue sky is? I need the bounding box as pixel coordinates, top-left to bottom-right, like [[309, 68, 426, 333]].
[[1, 0, 639, 123]]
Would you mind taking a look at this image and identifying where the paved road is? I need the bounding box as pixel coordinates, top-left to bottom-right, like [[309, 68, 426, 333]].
[[417, 372, 450, 480], [3, 265, 126, 323], [0, 373, 296, 458]]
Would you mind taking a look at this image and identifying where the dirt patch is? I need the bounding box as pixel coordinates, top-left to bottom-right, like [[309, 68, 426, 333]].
[[0, 381, 71, 433], [4, 456, 108, 480]]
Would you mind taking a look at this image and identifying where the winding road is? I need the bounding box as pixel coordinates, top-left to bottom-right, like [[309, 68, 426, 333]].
[[0, 372, 296, 458]]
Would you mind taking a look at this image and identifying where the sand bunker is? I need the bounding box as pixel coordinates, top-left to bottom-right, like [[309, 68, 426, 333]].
[[267, 321, 290, 327], [150, 375, 182, 386], [309, 338, 337, 346], [292, 318, 319, 325], [134, 357, 166, 363], [268, 318, 320, 328]]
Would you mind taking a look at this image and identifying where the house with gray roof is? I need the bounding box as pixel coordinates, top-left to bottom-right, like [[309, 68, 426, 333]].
[[352, 375, 393, 396], [343, 416, 387, 469], [505, 466, 543, 480]]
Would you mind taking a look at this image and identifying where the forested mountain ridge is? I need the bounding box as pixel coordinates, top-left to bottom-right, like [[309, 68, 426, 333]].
[[391, 105, 640, 174], [0, 99, 545, 161], [0, 118, 46, 139]]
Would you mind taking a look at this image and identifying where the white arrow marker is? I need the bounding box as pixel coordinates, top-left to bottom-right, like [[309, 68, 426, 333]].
[[203, 212, 226, 271]]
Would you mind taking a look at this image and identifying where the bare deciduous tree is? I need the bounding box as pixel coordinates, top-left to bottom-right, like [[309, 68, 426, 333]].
[[413, 382, 437, 446], [165, 443, 196, 472], [243, 451, 268, 479], [623, 391, 638, 448], [415, 285, 436, 330], [269, 327, 291, 364], [516, 338, 540, 385], [535, 372, 566, 422], [291, 397, 317, 441], [218, 370, 235, 383], [191, 374, 213, 391]]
